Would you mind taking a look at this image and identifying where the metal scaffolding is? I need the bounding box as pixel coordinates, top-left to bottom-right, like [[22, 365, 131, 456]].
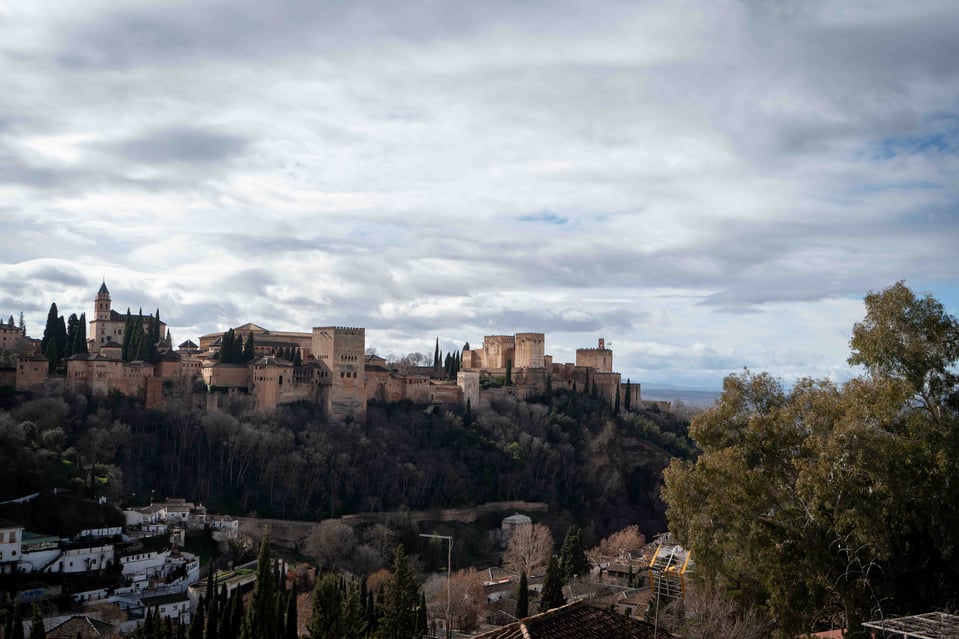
[[863, 613, 959, 638], [647, 538, 692, 602]]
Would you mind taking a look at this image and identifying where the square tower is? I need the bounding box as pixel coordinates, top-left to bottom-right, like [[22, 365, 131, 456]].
[[312, 326, 366, 423], [514, 333, 545, 369]]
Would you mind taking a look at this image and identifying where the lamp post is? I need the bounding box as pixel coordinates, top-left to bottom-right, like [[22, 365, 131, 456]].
[[420, 533, 453, 639]]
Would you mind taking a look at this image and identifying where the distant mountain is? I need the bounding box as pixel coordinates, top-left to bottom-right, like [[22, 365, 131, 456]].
[[641, 387, 721, 408]]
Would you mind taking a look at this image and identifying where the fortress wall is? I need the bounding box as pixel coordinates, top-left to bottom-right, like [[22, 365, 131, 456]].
[[457, 370, 480, 407], [576, 338, 613, 373], [482, 335, 515, 370], [313, 327, 367, 423]]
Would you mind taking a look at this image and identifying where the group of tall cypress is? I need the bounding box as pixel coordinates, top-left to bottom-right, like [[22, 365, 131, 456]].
[[433, 338, 464, 380], [121, 308, 164, 364], [39, 302, 87, 373]]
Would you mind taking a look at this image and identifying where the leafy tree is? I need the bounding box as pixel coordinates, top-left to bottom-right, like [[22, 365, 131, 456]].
[[538, 555, 565, 612], [557, 524, 588, 582], [515, 571, 529, 619], [377, 545, 422, 639], [662, 282, 959, 637]]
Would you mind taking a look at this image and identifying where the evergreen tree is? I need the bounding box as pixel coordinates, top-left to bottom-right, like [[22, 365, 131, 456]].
[[241, 539, 278, 639], [29, 605, 44, 639], [292, 348, 302, 367], [136, 316, 151, 362], [505, 358, 512, 385], [624, 378, 631, 412], [515, 571, 529, 619], [464, 397, 472, 427], [41, 302, 59, 356], [151, 309, 162, 362], [416, 592, 427, 638], [74, 313, 88, 355], [583, 370, 588, 395], [10, 604, 24, 639], [342, 580, 366, 639], [285, 583, 298, 639], [18, 311, 25, 334], [538, 556, 565, 612], [310, 573, 343, 639], [122, 309, 133, 360], [8, 313, 15, 327], [65, 313, 79, 358], [45, 339, 59, 374], [219, 330, 234, 364], [243, 333, 255, 362], [232, 332, 243, 364], [433, 338, 440, 370], [444, 352, 452, 378], [377, 545, 422, 639], [614, 385, 620, 414], [557, 525, 589, 582]]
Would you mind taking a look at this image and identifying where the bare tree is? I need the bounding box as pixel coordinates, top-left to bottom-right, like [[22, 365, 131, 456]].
[[658, 581, 772, 639], [503, 523, 554, 577], [588, 524, 645, 562], [305, 520, 357, 572], [426, 568, 488, 634]]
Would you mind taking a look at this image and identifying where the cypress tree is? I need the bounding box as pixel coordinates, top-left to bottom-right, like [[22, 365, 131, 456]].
[[45, 338, 58, 374], [505, 358, 512, 385], [122, 309, 133, 361], [41, 302, 59, 356], [55, 315, 66, 364], [433, 338, 439, 370], [285, 582, 298, 639], [18, 311, 25, 333], [7, 314, 14, 327], [309, 573, 342, 639], [614, 385, 620, 414], [624, 379, 631, 411], [231, 332, 243, 364], [558, 525, 589, 582], [342, 581, 366, 639], [219, 330, 233, 364], [416, 592, 428, 638], [583, 369, 588, 395], [29, 605, 44, 639], [515, 572, 529, 619], [241, 539, 277, 639], [292, 348, 302, 367], [538, 556, 565, 612], [136, 316, 150, 362], [378, 545, 422, 639], [65, 313, 79, 358], [75, 313, 88, 355], [464, 397, 472, 427], [243, 332, 255, 362], [10, 603, 24, 639]]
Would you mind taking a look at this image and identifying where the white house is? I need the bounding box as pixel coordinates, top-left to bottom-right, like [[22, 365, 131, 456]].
[[0, 519, 23, 574]]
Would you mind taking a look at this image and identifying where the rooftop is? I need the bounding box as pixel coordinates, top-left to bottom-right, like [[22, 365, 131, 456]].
[[473, 600, 674, 639]]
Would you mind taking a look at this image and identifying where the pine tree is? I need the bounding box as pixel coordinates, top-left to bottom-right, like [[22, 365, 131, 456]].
[[538, 556, 565, 612], [515, 571, 529, 619], [243, 333, 255, 362], [624, 378, 631, 412]]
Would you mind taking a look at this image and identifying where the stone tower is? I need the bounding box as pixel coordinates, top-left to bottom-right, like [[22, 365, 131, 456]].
[[311, 326, 366, 423], [95, 281, 111, 321]]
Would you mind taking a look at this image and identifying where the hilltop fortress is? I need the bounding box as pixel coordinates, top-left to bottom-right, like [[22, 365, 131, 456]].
[[10, 283, 644, 422]]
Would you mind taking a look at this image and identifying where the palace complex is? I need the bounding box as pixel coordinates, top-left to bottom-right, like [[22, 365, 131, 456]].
[[6, 283, 643, 423]]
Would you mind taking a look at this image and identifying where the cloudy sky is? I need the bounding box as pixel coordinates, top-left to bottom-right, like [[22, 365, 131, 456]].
[[2, 1, 957, 390]]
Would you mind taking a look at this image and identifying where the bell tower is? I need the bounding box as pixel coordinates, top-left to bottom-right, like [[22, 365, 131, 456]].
[[95, 281, 112, 321]]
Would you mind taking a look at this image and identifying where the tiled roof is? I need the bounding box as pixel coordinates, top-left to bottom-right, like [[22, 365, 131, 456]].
[[473, 601, 674, 639], [45, 615, 115, 639], [179, 339, 198, 348], [98, 281, 110, 295]]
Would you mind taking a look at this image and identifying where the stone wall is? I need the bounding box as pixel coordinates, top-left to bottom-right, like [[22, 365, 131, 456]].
[[514, 333, 545, 369]]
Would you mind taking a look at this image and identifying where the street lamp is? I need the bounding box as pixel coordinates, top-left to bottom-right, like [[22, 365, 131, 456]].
[[420, 533, 453, 639]]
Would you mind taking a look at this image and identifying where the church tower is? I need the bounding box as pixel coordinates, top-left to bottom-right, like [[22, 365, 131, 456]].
[[95, 281, 111, 321]]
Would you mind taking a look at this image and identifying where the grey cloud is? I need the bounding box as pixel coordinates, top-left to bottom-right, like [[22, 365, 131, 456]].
[[104, 127, 248, 166], [24, 264, 87, 288]]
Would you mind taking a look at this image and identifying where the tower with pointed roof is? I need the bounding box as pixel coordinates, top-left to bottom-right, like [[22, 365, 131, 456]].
[[95, 281, 111, 322]]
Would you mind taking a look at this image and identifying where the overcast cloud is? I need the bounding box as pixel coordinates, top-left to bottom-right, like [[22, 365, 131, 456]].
[[2, 0, 957, 389]]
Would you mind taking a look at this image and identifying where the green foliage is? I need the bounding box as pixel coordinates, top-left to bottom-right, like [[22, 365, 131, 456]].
[[29, 605, 43, 639], [243, 332, 255, 363], [377, 545, 422, 639], [240, 539, 279, 639], [505, 358, 512, 386], [557, 524, 588, 582], [515, 571, 529, 618], [663, 283, 959, 637], [538, 555, 565, 612]]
